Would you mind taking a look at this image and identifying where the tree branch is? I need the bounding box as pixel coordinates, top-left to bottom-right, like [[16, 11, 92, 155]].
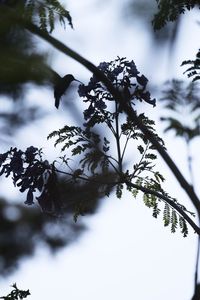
[[56, 167, 200, 234], [125, 180, 200, 234]]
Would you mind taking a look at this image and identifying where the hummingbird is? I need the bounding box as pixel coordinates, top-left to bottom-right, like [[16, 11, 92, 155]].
[[54, 74, 81, 109]]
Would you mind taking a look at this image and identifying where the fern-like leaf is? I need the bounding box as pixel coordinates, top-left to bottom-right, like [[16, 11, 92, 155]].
[[163, 203, 170, 226], [179, 216, 189, 237], [152, 0, 199, 30], [171, 210, 178, 233], [116, 183, 123, 199], [22, 0, 73, 32]]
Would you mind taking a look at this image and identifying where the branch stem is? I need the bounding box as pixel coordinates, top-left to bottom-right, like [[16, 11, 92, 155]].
[[121, 131, 131, 161], [114, 102, 122, 173], [125, 180, 200, 234]]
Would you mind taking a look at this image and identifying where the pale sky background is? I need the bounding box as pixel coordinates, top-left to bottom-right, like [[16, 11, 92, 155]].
[[1, 1, 200, 299]]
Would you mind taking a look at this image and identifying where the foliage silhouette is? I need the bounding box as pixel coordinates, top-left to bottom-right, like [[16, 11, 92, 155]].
[[0, 284, 30, 300], [182, 50, 200, 82], [152, 0, 200, 30], [0, 57, 195, 236], [160, 80, 200, 141]]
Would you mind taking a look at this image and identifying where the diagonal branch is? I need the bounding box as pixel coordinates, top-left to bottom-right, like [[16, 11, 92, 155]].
[[125, 180, 200, 234]]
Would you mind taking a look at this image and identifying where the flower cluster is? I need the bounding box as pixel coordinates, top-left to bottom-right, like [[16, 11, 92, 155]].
[[0, 146, 61, 214], [78, 57, 156, 127]]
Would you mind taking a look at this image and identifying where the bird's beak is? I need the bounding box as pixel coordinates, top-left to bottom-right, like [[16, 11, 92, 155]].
[[75, 79, 83, 84]]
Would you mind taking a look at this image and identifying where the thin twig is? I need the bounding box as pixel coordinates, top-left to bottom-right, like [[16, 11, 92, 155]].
[[114, 101, 122, 173], [121, 131, 131, 161]]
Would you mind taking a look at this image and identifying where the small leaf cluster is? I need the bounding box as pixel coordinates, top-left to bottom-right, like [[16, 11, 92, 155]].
[[0, 146, 62, 214], [121, 113, 165, 151], [129, 175, 190, 236], [0, 283, 30, 300], [48, 126, 110, 175], [117, 114, 165, 200], [78, 57, 156, 128], [152, 0, 198, 30], [121, 113, 165, 184], [163, 203, 188, 237], [160, 80, 200, 141], [182, 49, 200, 82], [48, 126, 99, 154], [12, 0, 73, 32], [131, 175, 163, 217]]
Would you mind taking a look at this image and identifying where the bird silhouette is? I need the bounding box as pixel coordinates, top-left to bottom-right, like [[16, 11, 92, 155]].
[[54, 74, 81, 109]]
